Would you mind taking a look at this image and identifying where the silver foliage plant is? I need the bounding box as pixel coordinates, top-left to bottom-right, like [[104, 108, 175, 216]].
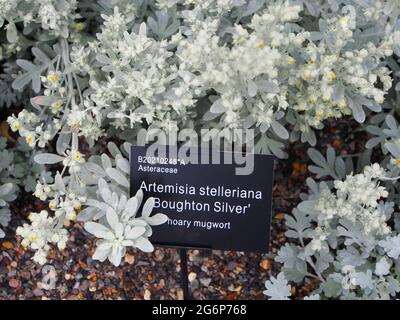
[[3, 1, 398, 155], [16, 142, 167, 265], [0, 0, 400, 280], [266, 81, 400, 300], [0, 182, 15, 238], [265, 146, 400, 300], [0, 137, 46, 238]]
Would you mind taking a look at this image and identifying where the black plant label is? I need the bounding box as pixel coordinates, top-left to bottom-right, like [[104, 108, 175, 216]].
[[130, 145, 274, 253]]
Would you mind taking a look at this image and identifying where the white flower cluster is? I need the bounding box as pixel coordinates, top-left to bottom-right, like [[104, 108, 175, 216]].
[[16, 210, 68, 264], [0, 0, 77, 39], [34, 177, 86, 222], [184, 0, 245, 15], [366, 114, 400, 175], [3, 1, 396, 156], [8, 147, 88, 265], [336, 259, 393, 295], [17, 141, 168, 266], [15, 160, 87, 264], [176, 2, 303, 133], [7, 70, 67, 148], [300, 12, 392, 125], [86, 9, 187, 132], [315, 163, 390, 236], [7, 109, 60, 148], [272, 161, 400, 300]]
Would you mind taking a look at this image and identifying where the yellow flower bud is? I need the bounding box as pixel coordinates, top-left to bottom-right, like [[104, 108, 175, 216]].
[[70, 213, 77, 221], [48, 74, 58, 82], [72, 151, 82, 161], [52, 100, 62, 109], [28, 234, 37, 241], [26, 135, 35, 145], [74, 23, 85, 32], [326, 72, 337, 79], [339, 16, 348, 27], [49, 202, 57, 209], [11, 121, 20, 131]]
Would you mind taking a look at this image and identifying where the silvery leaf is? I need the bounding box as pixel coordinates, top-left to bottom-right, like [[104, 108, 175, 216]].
[[247, 80, 257, 97], [84, 162, 106, 177], [116, 157, 130, 174], [85, 222, 113, 240], [106, 168, 129, 188], [257, 80, 279, 94], [142, 197, 155, 218], [0, 183, 13, 197], [107, 142, 121, 158], [133, 237, 154, 252], [354, 270, 374, 289], [365, 137, 383, 149], [99, 187, 112, 205], [271, 121, 289, 139], [284, 209, 312, 239], [6, 22, 17, 43], [210, 99, 226, 114], [263, 272, 291, 300], [106, 207, 119, 231], [101, 154, 112, 169], [56, 130, 71, 155], [349, 98, 365, 123], [375, 257, 391, 276], [93, 242, 112, 261], [387, 143, 400, 158], [379, 235, 400, 259], [146, 213, 168, 226], [321, 278, 342, 298], [125, 226, 146, 239], [34, 153, 64, 164]]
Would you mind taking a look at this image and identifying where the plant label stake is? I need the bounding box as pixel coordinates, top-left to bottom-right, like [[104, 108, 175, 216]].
[[179, 248, 190, 300], [130, 145, 274, 299]]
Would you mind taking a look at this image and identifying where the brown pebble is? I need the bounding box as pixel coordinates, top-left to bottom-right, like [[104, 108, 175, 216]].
[[1, 241, 14, 250], [144, 289, 151, 300], [124, 254, 135, 265], [9, 278, 20, 288], [275, 213, 285, 220], [259, 259, 271, 270], [177, 289, 184, 300]]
